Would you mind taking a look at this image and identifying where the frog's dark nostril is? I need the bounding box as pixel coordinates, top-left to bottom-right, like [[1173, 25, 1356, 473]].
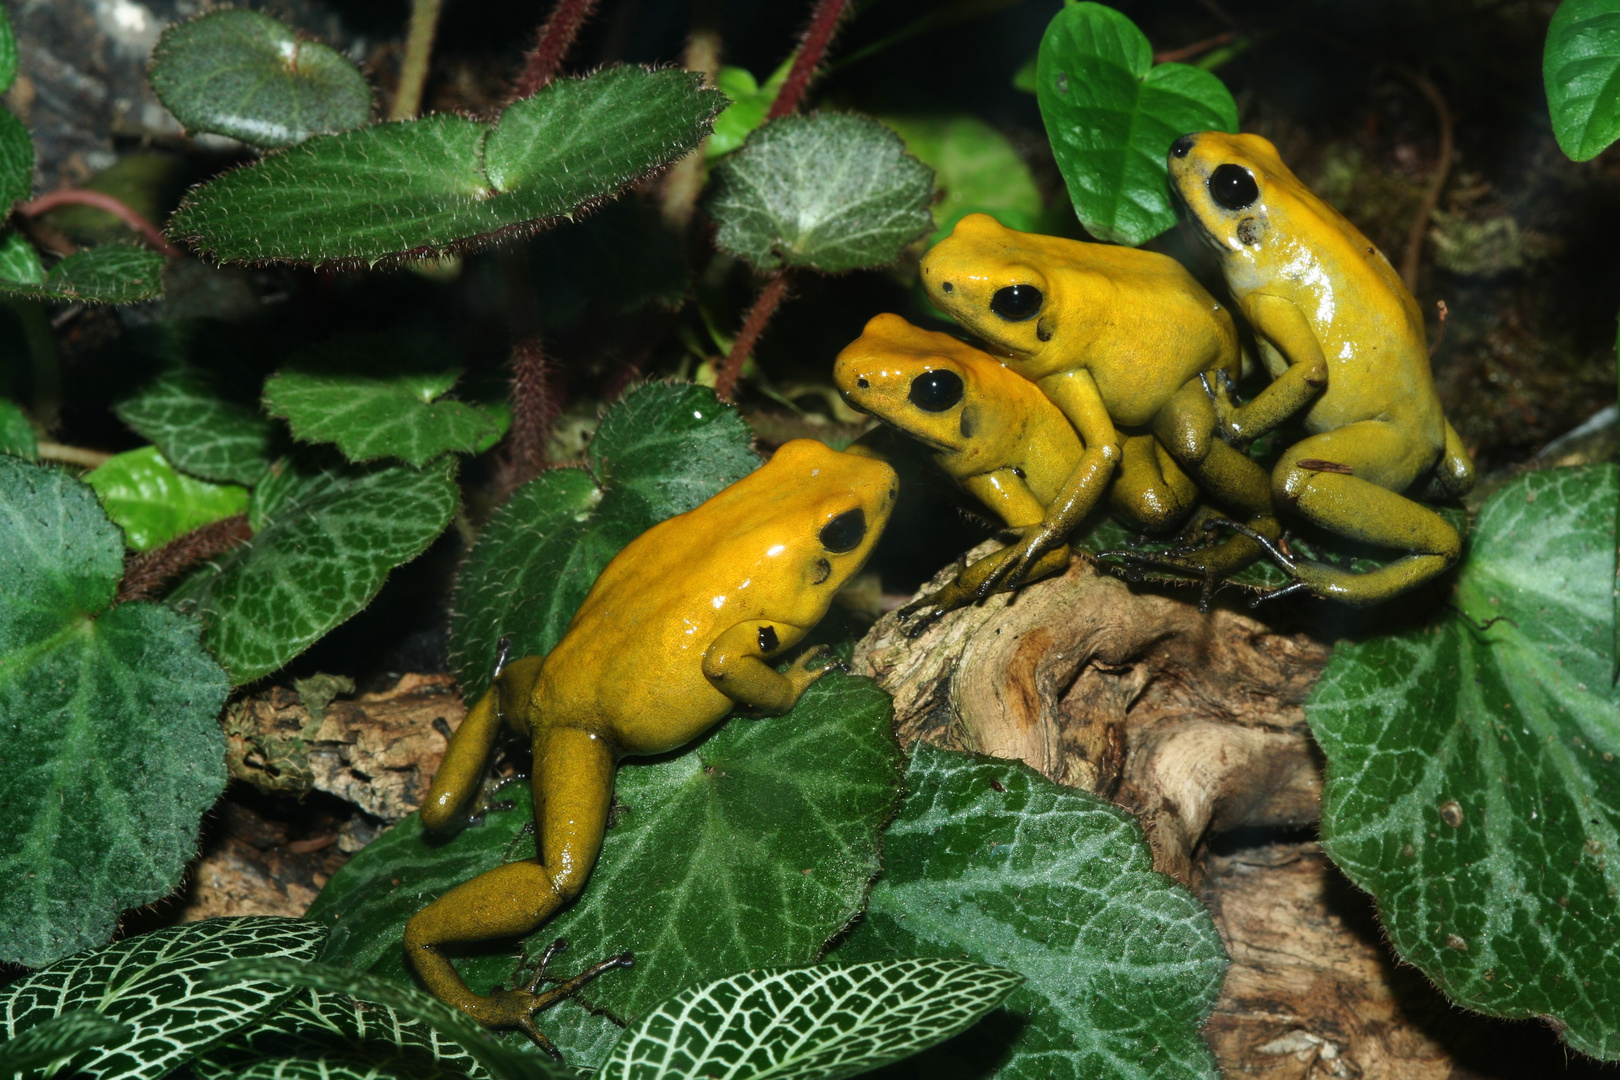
[[857, 377, 869, 388], [941, 281, 954, 293], [1170, 134, 1196, 159]]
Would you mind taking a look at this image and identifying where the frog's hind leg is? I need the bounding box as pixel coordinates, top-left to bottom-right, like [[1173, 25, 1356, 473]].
[[1267, 422, 1460, 606], [404, 726, 630, 1051], [1108, 434, 1199, 534]]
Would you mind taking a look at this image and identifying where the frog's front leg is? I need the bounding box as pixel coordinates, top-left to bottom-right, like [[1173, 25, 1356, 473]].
[[1218, 294, 1329, 447], [702, 620, 827, 713], [404, 726, 631, 1053]]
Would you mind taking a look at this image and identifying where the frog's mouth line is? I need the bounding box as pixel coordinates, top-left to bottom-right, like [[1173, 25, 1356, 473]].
[[875, 416, 959, 455]]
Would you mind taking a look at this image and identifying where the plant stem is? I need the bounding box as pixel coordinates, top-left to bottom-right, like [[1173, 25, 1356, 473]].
[[19, 190, 180, 256], [35, 441, 111, 468], [513, 0, 602, 99], [1399, 70, 1453, 293], [390, 0, 444, 121], [116, 514, 252, 604], [766, 0, 852, 120], [500, 337, 556, 498], [714, 270, 790, 402]]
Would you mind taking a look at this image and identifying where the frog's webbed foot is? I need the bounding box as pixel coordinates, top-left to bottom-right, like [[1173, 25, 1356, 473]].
[[1097, 515, 1276, 614], [484, 940, 635, 1058]]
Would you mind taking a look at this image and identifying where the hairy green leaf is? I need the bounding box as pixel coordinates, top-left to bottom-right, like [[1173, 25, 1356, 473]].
[[0, 245, 165, 305], [0, 395, 34, 459], [1546, 0, 1620, 160], [309, 672, 902, 1068], [0, 917, 325, 1080], [601, 958, 1021, 1080], [86, 445, 249, 550], [882, 115, 1042, 242], [170, 67, 724, 266], [209, 960, 567, 1080], [116, 365, 276, 485], [1311, 464, 1620, 1060], [0, 230, 43, 284], [1037, 2, 1238, 245], [448, 381, 757, 699], [0, 108, 30, 212], [0, 3, 17, 96], [263, 334, 498, 466], [169, 453, 458, 685], [834, 744, 1228, 1080], [708, 112, 935, 273], [0, 1010, 131, 1074], [150, 10, 372, 149], [0, 457, 228, 967]]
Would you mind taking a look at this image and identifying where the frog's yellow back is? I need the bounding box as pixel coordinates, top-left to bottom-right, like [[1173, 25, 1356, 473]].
[[918, 213, 1240, 426], [535, 439, 895, 754]]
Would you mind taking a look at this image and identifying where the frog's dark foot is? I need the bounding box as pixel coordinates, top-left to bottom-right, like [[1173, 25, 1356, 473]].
[[494, 942, 634, 1057], [1249, 580, 1314, 607], [1095, 547, 1226, 612], [896, 597, 949, 639]]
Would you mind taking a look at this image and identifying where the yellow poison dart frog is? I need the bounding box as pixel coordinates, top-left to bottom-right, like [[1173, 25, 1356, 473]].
[[919, 213, 1274, 608], [833, 313, 1198, 612], [404, 439, 897, 1051], [1166, 131, 1474, 604]]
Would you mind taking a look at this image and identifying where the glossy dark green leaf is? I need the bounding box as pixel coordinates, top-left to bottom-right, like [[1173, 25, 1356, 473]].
[[447, 382, 757, 699], [0, 394, 34, 458], [882, 115, 1042, 242], [0, 1010, 131, 1074], [1546, 0, 1620, 160], [308, 672, 902, 1068], [708, 113, 935, 273], [0, 245, 166, 305], [86, 445, 250, 550], [0, 107, 30, 212], [149, 10, 372, 149], [169, 453, 458, 685], [833, 744, 1228, 1080], [0, 457, 228, 967], [1036, 2, 1238, 245], [170, 67, 724, 266], [1311, 464, 1620, 1060], [116, 365, 276, 485], [0, 230, 43, 284], [0, 918, 325, 1080]]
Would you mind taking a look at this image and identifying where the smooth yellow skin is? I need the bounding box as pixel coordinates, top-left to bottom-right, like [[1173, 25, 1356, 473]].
[[833, 313, 1196, 612], [919, 213, 1250, 600], [1169, 131, 1476, 604], [405, 440, 897, 1042]]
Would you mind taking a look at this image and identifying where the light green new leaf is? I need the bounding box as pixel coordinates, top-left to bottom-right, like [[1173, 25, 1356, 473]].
[[1546, 0, 1620, 160], [170, 66, 725, 266], [833, 744, 1228, 1080], [0, 107, 30, 212], [149, 10, 372, 148], [0, 230, 43, 284], [883, 115, 1042, 243], [0, 244, 166, 305], [601, 958, 1022, 1080], [116, 365, 276, 485], [0, 1010, 131, 1075], [1037, 2, 1238, 245], [0, 917, 325, 1080], [707, 59, 792, 159], [1311, 464, 1620, 1060], [86, 445, 250, 550], [169, 452, 458, 685], [0, 3, 17, 95], [708, 113, 935, 273], [263, 335, 498, 466], [0, 457, 228, 967], [307, 672, 902, 1068], [447, 381, 757, 699], [0, 395, 35, 458], [208, 960, 567, 1080]]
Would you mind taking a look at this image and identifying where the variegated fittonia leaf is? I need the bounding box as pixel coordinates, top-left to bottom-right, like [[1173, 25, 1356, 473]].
[[833, 745, 1228, 1080], [0, 1010, 131, 1074], [600, 959, 1022, 1080], [0, 918, 326, 1080], [208, 960, 567, 1080], [192, 988, 492, 1080]]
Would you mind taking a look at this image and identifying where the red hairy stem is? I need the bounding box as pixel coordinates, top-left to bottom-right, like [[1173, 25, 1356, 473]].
[[766, 0, 853, 120], [714, 270, 790, 403], [116, 514, 252, 604], [502, 337, 557, 495], [513, 0, 602, 98], [19, 189, 181, 257]]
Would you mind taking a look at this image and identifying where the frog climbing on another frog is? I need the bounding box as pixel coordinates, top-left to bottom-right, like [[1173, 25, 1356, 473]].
[[404, 439, 898, 1053], [919, 213, 1278, 613], [834, 312, 1198, 616], [1165, 131, 1475, 604]]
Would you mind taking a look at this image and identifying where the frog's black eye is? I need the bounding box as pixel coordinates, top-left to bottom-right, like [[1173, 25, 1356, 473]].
[[908, 369, 964, 412], [990, 285, 1042, 321], [819, 509, 867, 553], [1209, 164, 1259, 211]]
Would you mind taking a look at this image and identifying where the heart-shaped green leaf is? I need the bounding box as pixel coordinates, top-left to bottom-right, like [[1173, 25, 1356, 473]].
[[0, 457, 228, 967], [447, 381, 758, 699], [1310, 464, 1620, 1060], [0, 395, 35, 458], [116, 362, 277, 485], [832, 744, 1228, 1080], [307, 671, 902, 1068], [601, 958, 1022, 1080], [0, 244, 165, 305], [170, 67, 725, 266], [149, 10, 372, 149], [0, 917, 325, 1080], [707, 112, 935, 273], [1036, 2, 1238, 245], [1546, 0, 1620, 160], [86, 445, 250, 550], [0, 1011, 131, 1075]]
